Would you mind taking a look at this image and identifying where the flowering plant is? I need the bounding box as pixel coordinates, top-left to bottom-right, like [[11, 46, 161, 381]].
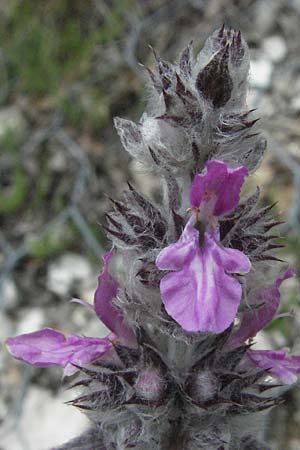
[[6, 26, 300, 450]]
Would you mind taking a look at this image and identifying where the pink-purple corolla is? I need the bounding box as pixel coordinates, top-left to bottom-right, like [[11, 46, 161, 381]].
[[6, 251, 135, 376], [228, 268, 294, 348], [156, 160, 251, 333], [247, 349, 300, 385], [189, 160, 248, 218], [228, 268, 300, 384], [5, 329, 112, 376], [94, 251, 136, 345]]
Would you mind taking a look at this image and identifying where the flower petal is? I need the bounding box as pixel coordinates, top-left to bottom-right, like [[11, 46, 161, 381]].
[[190, 160, 248, 216], [6, 328, 112, 376], [156, 220, 251, 333], [247, 349, 300, 384], [229, 269, 294, 347], [156, 219, 198, 271], [94, 251, 119, 330], [210, 228, 252, 274], [94, 250, 136, 345]]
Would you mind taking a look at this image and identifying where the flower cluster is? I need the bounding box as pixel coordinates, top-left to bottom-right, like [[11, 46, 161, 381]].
[[6, 26, 300, 450]]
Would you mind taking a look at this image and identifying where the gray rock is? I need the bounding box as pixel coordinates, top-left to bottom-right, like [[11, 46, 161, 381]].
[[0, 106, 27, 141], [289, 439, 300, 450], [47, 253, 93, 297], [291, 96, 300, 112], [250, 59, 273, 90], [0, 311, 13, 343], [1, 387, 88, 450], [254, 0, 281, 35], [263, 36, 287, 63], [16, 308, 45, 335], [1, 277, 18, 310]]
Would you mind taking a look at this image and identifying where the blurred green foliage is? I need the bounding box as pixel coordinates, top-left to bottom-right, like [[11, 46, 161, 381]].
[[0, 0, 129, 231], [285, 234, 300, 268], [0, 0, 128, 127], [0, 165, 29, 213], [0, 131, 29, 213], [29, 222, 77, 259]]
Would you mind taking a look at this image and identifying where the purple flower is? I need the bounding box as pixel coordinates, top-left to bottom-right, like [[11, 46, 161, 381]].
[[6, 251, 135, 375], [94, 250, 136, 345], [156, 160, 251, 333], [228, 269, 294, 347], [247, 349, 300, 384], [156, 218, 250, 333], [225, 269, 300, 384], [6, 328, 112, 376], [189, 160, 248, 218]]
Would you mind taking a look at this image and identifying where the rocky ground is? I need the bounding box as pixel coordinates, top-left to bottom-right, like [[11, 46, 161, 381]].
[[1, 1, 300, 449]]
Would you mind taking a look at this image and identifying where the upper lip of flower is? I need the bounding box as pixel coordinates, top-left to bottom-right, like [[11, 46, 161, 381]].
[[189, 159, 248, 217]]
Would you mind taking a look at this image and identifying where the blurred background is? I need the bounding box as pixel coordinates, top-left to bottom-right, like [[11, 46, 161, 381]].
[[0, 1, 300, 449]]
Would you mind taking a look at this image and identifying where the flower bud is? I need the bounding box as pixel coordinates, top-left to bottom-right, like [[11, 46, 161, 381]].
[[134, 368, 165, 402], [187, 369, 218, 403]]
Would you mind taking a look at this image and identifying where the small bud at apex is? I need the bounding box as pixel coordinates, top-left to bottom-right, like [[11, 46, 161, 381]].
[[196, 48, 233, 108]]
